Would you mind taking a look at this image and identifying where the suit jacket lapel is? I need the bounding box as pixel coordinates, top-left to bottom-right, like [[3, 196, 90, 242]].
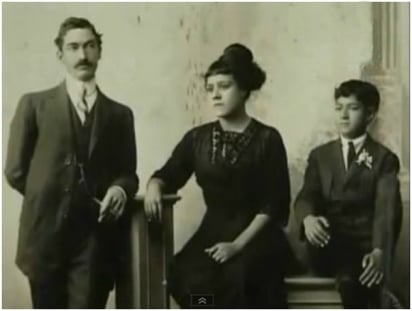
[[88, 89, 110, 159], [330, 139, 346, 187], [53, 82, 74, 149]]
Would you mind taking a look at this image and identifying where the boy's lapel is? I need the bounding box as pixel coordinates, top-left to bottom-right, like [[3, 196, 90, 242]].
[[330, 139, 346, 187]]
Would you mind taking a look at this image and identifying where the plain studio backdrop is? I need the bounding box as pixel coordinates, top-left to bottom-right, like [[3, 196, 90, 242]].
[[2, 3, 409, 308]]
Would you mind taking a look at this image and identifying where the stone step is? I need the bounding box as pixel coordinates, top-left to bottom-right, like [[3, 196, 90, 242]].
[[170, 277, 342, 308], [286, 276, 342, 309]]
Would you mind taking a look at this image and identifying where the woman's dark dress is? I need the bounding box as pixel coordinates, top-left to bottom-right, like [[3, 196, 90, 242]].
[[152, 119, 291, 308]]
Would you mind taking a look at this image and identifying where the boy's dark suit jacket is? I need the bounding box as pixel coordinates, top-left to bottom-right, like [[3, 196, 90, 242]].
[[5, 82, 139, 283], [295, 135, 402, 258]]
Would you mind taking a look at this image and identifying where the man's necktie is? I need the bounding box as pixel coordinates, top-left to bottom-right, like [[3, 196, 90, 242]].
[[347, 141, 356, 170], [77, 87, 89, 125]]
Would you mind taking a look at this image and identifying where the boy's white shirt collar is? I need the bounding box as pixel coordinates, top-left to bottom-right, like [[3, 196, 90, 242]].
[[340, 133, 368, 170], [340, 134, 367, 152]]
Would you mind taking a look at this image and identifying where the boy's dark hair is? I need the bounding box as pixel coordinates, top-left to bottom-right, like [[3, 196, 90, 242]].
[[334, 79, 380, 112], [205, 43, 266, 99], [54, 17, 102, 51]]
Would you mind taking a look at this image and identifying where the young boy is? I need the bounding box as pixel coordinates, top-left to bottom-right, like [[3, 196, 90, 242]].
[[294, 79, 402, 308]]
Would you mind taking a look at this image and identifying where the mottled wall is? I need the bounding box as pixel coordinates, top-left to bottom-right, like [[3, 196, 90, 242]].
[[2, 2, 406, 308]]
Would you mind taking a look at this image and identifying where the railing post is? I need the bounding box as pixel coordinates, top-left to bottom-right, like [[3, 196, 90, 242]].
[[116, 194, 180, 308]]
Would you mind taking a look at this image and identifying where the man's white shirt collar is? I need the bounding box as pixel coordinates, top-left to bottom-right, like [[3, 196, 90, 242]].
[[65, 74, 98, 123], [65, 74, 97, 100]]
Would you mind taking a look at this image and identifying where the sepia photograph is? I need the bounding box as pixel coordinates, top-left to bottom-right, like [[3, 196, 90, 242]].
[[2, 2, 410, 309]]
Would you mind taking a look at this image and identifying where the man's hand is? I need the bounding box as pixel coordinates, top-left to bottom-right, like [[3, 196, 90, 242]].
[[205, 242, 241, 264], [359, 248, 384, 288], [303, 215, 330, 247], [98, 186, 127, 223]]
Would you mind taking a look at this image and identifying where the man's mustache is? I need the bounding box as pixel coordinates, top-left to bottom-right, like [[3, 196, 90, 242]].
[[75, 60, 92, 68]]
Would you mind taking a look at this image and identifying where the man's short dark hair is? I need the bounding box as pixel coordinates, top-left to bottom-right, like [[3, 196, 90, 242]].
[[54, 17, 102, 51], [334, 79, 380, 112]]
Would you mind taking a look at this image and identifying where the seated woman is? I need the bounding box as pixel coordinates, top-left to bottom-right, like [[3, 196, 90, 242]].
[[144, 43, 291, 308]]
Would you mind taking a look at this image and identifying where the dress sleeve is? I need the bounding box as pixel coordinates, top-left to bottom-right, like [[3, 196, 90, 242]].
[[151, 130, 195, 193], [259, 129, 291, 227]]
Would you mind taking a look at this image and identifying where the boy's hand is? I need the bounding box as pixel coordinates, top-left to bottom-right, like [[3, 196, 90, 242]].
[[359, 248, 384, 287], [303, 215, 330, 247]]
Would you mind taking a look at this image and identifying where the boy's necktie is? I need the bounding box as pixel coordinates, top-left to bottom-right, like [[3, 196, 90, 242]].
[[347, 141, 356, 169]]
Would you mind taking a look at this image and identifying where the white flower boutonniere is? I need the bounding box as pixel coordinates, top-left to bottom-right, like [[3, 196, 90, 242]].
[[356, 149, 373, 169]]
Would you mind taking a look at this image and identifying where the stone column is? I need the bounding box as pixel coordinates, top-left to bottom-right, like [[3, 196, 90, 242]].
[[361, 3, 409, 307], [361, 2, 408, 171]]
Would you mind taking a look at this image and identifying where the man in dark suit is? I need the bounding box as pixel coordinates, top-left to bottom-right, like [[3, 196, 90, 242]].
[[4, 17, 138, 308], [294, 80, 402, 308]]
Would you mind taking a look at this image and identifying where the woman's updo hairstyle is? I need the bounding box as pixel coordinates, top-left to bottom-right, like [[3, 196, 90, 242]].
[[205, 43, 266, 96]]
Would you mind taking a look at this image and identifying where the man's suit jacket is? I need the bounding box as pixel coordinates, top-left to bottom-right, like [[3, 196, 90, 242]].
[[294, 135, 402, 256], [5, 82, 139, 280]]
